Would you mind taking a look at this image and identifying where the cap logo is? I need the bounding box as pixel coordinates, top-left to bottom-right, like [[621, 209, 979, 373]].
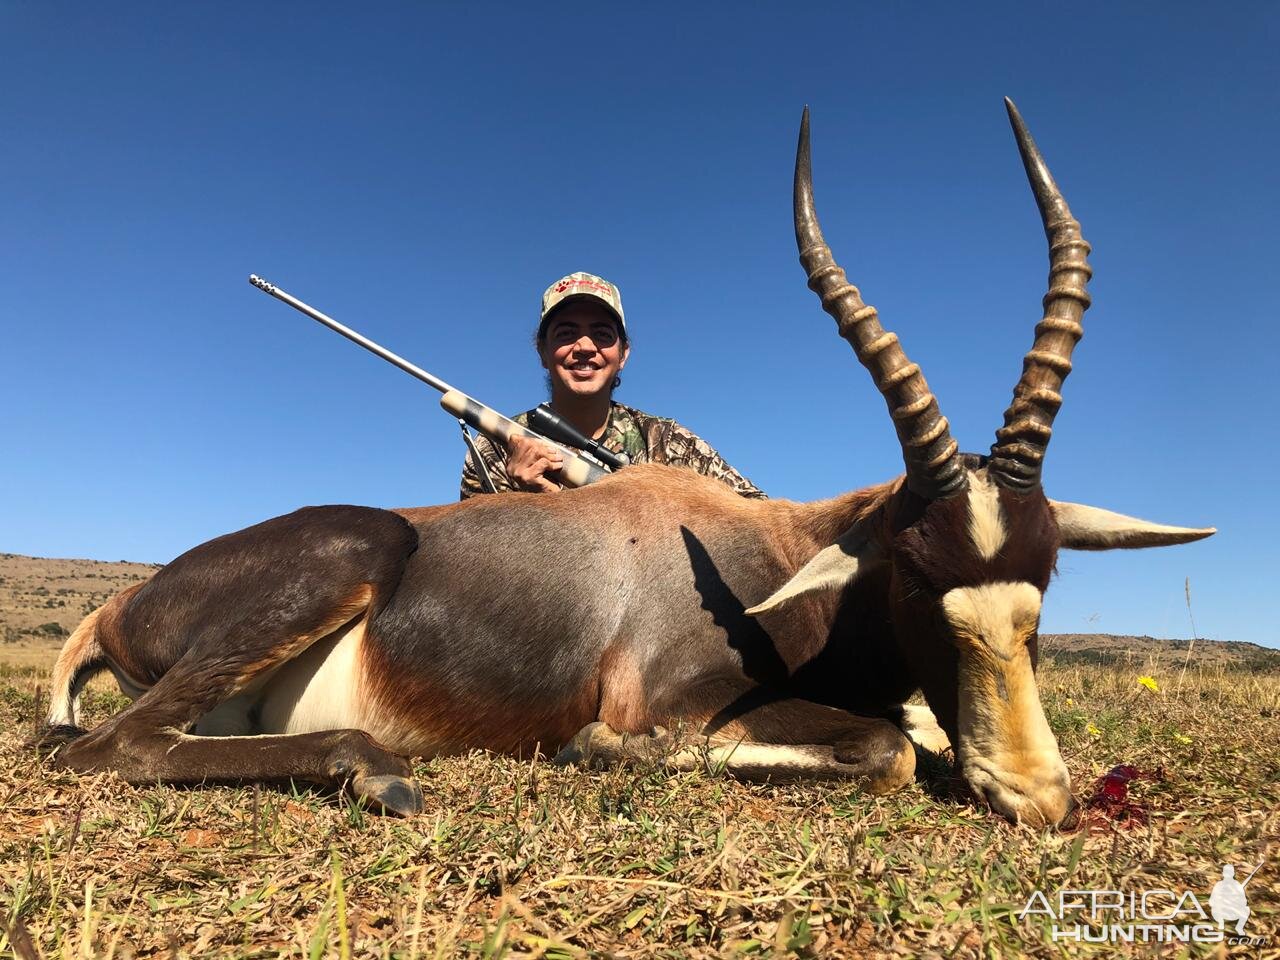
[[554, 278, 613, 295]]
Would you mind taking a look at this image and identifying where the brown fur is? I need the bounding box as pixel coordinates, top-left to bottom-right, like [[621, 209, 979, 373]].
[[360, 659, 601, 759], [86, 582, 150, 686], [891, 488, 1057, 598], [598, 643, 654, 733], [240, 584, 374, 686]]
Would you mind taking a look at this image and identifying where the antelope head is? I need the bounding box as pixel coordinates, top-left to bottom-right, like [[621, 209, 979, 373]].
[[751, 101, 1214, 827]]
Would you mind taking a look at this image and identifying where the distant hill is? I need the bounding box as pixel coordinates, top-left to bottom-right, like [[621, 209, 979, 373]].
[[0, 552, 158, 645], [1040, 633, 1280, 673], [2, 553, 1276, 673]]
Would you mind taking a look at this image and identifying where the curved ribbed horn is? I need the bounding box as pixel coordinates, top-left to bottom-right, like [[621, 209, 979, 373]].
[[988, 98, 1094, 491], [794, 107, 966, 500]]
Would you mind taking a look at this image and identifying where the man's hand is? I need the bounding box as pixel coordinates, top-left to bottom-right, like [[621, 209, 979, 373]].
[[506, 434, 564, 493]]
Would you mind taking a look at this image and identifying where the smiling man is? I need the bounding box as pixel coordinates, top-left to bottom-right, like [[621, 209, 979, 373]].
[[460, 272, 764, 499]]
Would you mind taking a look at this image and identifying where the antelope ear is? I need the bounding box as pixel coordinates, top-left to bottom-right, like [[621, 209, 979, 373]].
[[1051, 500, 1216, 550], [746, 527, 883, 616]]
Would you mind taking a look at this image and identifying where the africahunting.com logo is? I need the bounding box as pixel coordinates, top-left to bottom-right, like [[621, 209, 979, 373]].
[[1016, 860, 1270, 946]]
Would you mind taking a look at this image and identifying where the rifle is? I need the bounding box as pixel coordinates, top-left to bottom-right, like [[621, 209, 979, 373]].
[[248, 275, 619, 489]]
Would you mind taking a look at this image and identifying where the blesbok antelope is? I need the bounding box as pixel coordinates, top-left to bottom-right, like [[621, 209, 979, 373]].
[[40, 100, 1212, 827]]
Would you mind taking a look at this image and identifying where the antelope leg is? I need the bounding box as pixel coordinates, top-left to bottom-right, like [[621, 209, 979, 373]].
[[52, 586, 422, 813], [889, 702, 953, 755], [60, 722, 421, 815], [558, 680, 915, 794]]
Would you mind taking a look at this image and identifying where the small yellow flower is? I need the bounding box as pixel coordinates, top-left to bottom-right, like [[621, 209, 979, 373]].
[[1086, 722, 1102, 738], [1137, 676, 1159, 692], [1065, 698, 1075, 707], [1173, 733, 1192, 745]]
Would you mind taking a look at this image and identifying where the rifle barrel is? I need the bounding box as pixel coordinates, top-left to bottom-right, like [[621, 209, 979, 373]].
[[249, 275, 454, 395]]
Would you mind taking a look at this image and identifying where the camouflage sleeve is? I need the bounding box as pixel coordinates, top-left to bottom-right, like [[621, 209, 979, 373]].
[[459, 433, 516, 500], [653, 420, 767, 499]]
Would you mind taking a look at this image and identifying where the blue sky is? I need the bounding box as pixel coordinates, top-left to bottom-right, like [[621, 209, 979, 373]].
[[2, 3, 1276, 645]]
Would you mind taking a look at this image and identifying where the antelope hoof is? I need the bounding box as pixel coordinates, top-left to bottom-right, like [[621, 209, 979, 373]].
[[553, 721, 613, 767], [553, 722, 671, 769], [353, 774, 424, 816], [834, 722, 916, 794], [30, 723, 88, 756]]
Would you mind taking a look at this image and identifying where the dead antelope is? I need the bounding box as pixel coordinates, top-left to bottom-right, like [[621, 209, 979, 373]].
[[41, 100, 1212, 827]]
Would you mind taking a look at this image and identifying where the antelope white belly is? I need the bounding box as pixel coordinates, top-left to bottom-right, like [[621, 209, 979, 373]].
[[256, 619, 368, 735]]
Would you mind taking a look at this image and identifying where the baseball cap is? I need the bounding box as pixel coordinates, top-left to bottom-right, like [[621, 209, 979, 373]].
[[539, 272, 626, 339]]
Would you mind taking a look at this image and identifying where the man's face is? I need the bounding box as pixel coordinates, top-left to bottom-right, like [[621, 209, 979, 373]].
[[539, 302, 630, 399]]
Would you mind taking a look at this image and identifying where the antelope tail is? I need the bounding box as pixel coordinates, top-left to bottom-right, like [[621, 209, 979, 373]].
[[44, 604, 110, 734]]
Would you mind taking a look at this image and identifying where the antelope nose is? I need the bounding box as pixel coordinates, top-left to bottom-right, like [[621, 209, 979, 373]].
[[979, 778, 1075, 828], [1030, 786, 1077, 828]]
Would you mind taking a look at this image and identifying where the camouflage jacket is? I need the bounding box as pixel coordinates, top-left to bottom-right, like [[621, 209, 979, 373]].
[[459, 402, 765, 500]]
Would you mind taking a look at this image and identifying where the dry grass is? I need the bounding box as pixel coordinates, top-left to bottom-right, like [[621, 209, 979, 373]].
[[1, 653, 1277, 958]]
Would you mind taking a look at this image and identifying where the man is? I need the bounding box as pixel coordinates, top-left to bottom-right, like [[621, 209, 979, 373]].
[[1209, 864, 1252, 934], [460, 272, 764, 499]]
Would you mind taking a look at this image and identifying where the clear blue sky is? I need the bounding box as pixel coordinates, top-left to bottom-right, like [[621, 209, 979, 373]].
[[2, 4, 1275, 645]]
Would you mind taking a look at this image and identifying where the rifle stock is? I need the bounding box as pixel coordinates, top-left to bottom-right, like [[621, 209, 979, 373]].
[[438, 390, 606, 487]]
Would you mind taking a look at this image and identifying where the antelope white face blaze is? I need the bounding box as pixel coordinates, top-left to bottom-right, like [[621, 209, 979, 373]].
[[966, 471, 1008, 561], [942, 581, 1072, 827]]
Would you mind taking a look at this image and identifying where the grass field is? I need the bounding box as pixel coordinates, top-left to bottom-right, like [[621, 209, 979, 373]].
[[1, 647, 1277, 958]]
